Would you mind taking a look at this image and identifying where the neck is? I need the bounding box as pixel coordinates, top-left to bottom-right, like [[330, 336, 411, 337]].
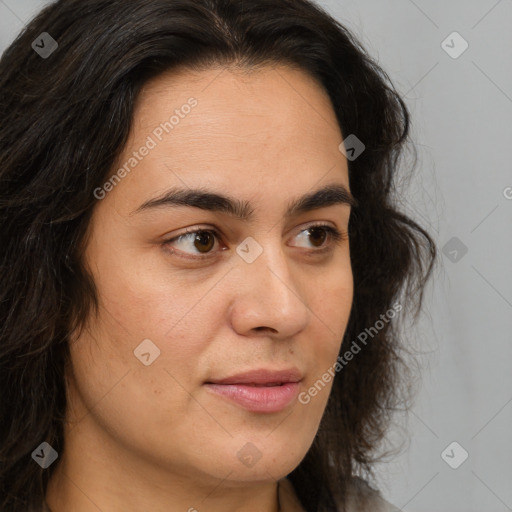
[[45, 419, 281, 512]]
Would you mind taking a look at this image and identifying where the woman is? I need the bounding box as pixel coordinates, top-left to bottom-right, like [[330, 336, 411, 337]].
[[0, 0, 437, 510]]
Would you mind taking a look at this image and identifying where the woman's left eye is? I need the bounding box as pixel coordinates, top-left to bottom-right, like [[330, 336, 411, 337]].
[[163, 224, 346, 260]]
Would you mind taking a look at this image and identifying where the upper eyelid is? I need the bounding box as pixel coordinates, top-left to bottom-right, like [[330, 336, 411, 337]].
[[168, 221, 344, 242]]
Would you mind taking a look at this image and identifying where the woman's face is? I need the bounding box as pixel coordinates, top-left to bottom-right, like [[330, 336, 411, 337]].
[[66, 64, 354, 489]]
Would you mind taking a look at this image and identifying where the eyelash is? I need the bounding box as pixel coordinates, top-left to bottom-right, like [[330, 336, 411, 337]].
[[162, 223, 347, 261]]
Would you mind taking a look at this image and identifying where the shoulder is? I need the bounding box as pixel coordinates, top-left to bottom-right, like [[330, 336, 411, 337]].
[[344, 476, 402, 512]]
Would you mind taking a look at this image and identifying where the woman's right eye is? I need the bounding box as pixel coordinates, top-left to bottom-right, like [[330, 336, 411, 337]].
[[163, 228, 222, 260]]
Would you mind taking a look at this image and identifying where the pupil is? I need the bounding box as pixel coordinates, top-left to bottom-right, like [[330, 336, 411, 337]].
[[309, 227, 326, 247], [194, 231, 214, 253]]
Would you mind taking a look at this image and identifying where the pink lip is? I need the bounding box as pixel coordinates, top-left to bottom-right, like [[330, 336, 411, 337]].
[[204, 368, 303, 413], [204, 382, 300, 413]]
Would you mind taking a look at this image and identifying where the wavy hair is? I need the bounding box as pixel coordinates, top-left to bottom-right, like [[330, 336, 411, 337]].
[[0, 0, 438, 510]]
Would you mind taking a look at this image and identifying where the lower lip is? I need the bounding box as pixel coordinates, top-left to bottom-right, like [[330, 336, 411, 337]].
[[204, 382, 300, 413]]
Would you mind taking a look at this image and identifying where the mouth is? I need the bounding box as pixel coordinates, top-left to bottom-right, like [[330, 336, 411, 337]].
[[204, 368, 303, 413]]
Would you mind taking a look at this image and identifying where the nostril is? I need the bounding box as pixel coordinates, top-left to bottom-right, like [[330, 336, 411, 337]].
[[253, 326, 278, 333]]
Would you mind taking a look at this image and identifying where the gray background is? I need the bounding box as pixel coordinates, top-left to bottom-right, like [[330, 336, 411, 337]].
[[1, 1, 511, 511]]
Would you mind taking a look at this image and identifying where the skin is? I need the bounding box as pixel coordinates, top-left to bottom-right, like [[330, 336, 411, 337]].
[[46, 63, 354, 512]]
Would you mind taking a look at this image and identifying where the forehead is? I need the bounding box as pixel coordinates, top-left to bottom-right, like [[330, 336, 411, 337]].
[[132, 63, 343, 153], [107, 64, 350, 214]]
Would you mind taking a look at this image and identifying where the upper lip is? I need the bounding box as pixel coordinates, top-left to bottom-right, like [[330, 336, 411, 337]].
[[206, 368, 303, 386]]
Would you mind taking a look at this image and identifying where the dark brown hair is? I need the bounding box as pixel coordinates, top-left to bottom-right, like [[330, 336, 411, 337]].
[[0, 0, 437, 510]]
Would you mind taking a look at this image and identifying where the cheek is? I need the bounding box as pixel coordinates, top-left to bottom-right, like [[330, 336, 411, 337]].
[[65, 259, 224, 429], [302, 266, 353, 388], [85, 249, 213, 357], [310, 265, 353, 340], [66, 323, 212, 460], [91, 238, 226, 340]]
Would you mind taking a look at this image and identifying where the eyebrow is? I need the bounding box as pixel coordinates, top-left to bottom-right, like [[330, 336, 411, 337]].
[[132, 183, 358, 220]]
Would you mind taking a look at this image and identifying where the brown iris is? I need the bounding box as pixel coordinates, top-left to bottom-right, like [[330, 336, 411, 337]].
[[193, 231, 216, 253], [307, 227, 328, 248]]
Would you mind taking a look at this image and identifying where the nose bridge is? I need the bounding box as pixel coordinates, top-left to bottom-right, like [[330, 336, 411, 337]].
[[240, 235, 295, 298], [229, 235, 309, 334]]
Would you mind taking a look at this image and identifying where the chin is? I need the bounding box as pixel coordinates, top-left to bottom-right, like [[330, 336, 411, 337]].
[[200, 435, 310, 484]]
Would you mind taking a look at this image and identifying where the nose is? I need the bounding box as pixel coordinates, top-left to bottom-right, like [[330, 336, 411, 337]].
[[228, 237, 310, 338]]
